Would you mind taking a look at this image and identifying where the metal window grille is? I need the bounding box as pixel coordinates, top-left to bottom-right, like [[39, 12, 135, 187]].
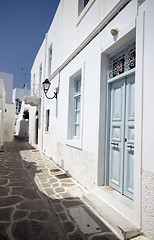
[[108, 42, 136, 80]]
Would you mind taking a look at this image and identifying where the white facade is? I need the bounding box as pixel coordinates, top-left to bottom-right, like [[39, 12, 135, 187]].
[[12, 88, 31, 138], [12, 87, 31, 114], [0, 72, 13, 104], [14, 102, 29, 138], [0, 79, 15, 146], [28, 0, 154, 239]]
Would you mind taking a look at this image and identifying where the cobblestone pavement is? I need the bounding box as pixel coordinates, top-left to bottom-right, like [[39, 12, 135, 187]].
[[0, 138, 120, 240]]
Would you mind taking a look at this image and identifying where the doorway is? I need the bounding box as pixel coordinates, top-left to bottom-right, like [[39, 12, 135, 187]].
[[107, 74, 135, 199], [35, 111, 38, 145]]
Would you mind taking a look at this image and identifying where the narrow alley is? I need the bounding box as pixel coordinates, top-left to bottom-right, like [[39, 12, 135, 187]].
[[0, 137, 119, 240]]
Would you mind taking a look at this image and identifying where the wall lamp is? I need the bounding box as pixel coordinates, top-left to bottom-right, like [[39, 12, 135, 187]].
[[42, 79, 58, 99], [110, 28, 119, 36]]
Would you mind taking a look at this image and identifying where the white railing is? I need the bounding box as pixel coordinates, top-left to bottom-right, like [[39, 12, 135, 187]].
[[31, 83, 42, 97]]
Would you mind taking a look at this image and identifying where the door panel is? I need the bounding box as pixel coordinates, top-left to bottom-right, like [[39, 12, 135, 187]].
[[110, 146, 122, 187], [124, 75, 135, 199], [109, 80, 125, 193], [108, 74, 135, 199]]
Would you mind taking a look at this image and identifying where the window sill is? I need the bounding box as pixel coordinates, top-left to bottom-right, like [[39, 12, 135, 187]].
[[77, 0, 96, 26], [66, 139, 82, 150]]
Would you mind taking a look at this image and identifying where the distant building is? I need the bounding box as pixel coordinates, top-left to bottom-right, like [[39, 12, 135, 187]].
[[12, 88, 30, 114], [0, 78, 15, 146], [0, 72, 13, 104]]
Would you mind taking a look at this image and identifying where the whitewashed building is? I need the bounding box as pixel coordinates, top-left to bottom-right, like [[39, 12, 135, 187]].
[[0, 72, 13, 104], [26, 0, 154, 239], [12, 88, 31, 138], [0, 75, 15, 147], [12, 88, 30, 114]]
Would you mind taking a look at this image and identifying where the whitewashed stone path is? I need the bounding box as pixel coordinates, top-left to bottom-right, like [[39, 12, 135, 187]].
[[0, 138, 120, 240]]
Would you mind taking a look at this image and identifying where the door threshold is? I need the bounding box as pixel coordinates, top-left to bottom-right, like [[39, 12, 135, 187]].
[[82, 189, 141, 239], [96, 186, 134, 209]]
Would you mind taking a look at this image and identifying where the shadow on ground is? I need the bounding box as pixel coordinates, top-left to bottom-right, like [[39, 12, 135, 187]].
[[0, 137, 120, 240]]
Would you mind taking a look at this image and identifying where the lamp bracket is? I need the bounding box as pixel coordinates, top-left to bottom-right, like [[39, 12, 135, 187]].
[[45, 91, 57, 99]]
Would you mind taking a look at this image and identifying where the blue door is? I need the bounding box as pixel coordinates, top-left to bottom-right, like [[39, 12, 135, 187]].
[[108, 74, 135, 199]]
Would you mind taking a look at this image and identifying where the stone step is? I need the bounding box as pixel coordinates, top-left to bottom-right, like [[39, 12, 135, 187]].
[[82, 193, 141, 240]]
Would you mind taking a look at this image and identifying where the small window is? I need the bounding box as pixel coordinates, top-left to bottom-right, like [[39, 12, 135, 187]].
[[78, 0, 90, 15], [32, 74, 35, 96], [73, 75, 81, 138], [45, 109, 50, 132], [18, 101, 22, 113], [39, 65, 42, 95], [68, 71, 82, 140], [39, 65, 42, 85], [48, 47, 52, 76], [67, 65, 84, 149], [84, 0, 90, 7]]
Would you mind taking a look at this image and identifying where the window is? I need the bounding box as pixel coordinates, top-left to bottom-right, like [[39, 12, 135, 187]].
[[48, 47, 52, 76], [32, 74, 35, 96], [45, 109, 50, 132], [67, 64, 84, 149], [68, 70, 82, 142], [39, 65, 42, 95], [73, 75, 81, 138], [78, 0, 91, 15], [18, 101, 22, 113], [84, 0, 90, 7], [39, 65, 42, 85]]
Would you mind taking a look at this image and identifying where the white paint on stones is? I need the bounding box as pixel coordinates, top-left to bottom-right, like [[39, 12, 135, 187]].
[[142, 169, 154, 240]]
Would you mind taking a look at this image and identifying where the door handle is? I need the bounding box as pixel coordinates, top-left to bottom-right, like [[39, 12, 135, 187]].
[[111, 142, 119, 146], [127, 145, 134, 149]]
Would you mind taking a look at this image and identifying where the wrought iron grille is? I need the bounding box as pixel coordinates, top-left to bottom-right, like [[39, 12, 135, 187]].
[[108, 42, 136, 80]]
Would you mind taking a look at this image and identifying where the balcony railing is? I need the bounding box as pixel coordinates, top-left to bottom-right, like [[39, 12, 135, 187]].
[[31, 83, 42, 97]]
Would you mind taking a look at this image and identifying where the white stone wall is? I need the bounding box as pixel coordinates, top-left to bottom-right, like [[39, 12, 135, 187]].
[[139, 0, 154, 238], [0, 78, 5, 109], [15, 119, 29, 138], [0, 79, 5, 146], [142, 169, 154, 239], [29, 105, 37, 146], [0, 110, 3, 147], [0, 79, 15, 145], [12, 88, 27, 104], [3, 104, 15, 142], [0, 72, 13, 104]]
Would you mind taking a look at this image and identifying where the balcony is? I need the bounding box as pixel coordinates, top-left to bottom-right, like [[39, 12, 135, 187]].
[[23, 83, 41, 107]]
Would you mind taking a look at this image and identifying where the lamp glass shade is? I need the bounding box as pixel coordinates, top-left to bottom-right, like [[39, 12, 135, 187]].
[[42, 79, 51, 93]]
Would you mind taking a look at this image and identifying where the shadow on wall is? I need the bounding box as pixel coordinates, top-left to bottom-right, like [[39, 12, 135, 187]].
[[15, 119, 29, 139], [0, 138, 119, 240]]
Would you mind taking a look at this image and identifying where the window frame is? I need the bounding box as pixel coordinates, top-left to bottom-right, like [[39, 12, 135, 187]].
[[39, 64, 42, 85], [77, 0, 96, 25], [67, 62, 85, 149], [45, 109, 50, 133], [73, 75, 81, 139], [39, 64, 42, 95], [48, 46, 52, 77], [33, 74, 35, 96]]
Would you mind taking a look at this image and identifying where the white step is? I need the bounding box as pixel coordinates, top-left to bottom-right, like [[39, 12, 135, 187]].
[[82, 193, 141, 240]]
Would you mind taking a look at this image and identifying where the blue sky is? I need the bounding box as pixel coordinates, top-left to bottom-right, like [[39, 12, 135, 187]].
[[0, 0, 60, 89]]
